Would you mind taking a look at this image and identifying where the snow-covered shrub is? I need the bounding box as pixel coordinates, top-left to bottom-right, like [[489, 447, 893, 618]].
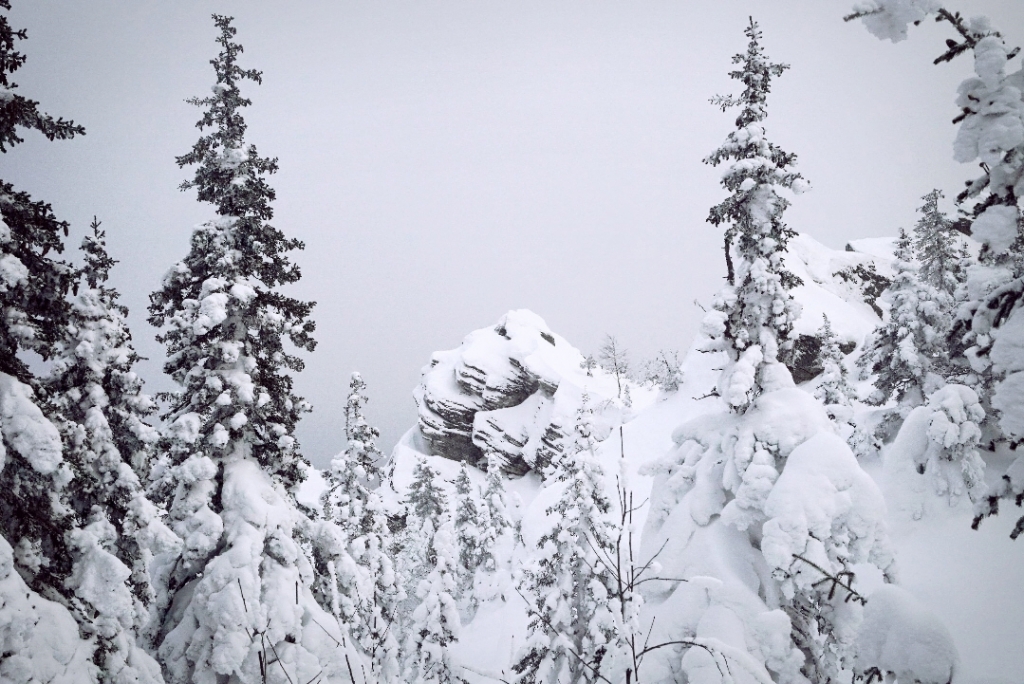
[[642, 385, 894, 682], [853, 585, 958, 684], [884, 384, 986, 520]]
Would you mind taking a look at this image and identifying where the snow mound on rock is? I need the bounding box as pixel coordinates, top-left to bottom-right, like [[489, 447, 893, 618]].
[[854, 584, 958, 684], [414, 309, 650, 475]]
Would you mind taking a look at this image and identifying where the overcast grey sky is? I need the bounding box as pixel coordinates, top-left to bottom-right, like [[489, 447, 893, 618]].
[[6, 0, 1023, 468]]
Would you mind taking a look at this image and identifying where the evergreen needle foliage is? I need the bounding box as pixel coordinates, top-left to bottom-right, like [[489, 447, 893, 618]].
[[701, 18, 808, 412]]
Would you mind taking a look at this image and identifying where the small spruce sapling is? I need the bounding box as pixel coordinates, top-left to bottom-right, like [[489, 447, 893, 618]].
[[403, 521, 463, 684], [395, 457, 451, 622], [858, 229, 950, 408], [814, 315, 855, 416], [453, 462, 484, 585], [318, 372, 402, 678], [479, 453, 510, 570], [912, 189, 967, 300], [513, 399, 621, 684], [323, 372, 385, 534]]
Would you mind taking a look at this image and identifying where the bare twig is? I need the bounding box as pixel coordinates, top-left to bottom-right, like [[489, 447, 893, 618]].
[[267, 639, 296, 684], [791, 554, 867, 605], [514, 586, 615, 684]]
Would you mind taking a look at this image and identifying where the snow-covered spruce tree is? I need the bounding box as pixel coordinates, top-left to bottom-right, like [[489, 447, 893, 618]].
[[479, 453, 510, 570], [912, 189, 967, 300], [858, 229, 951, 408], [848, 2, 1024, 535], [403, 521, 463, 684], [0, 0, 81, 596], [1, 6, 137, 682], [453, 462, 484, 585], [701, 18, 809, 412], [407, 456, 450, 526], [640, 390, 895, 682], [395, 456, 451, 622], [316, 372, 402, 681], [814, 315, 855, 412], [513, 401, 621, 684], [146, 16, 361, 684], [1, 7, 172, 682], [45, 218, 178, 683]]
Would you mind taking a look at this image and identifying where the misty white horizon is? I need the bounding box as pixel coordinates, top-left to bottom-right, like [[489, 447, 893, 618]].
[[7, 0, 1022, 468]]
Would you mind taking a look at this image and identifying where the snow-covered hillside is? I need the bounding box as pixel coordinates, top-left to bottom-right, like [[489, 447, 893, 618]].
[[360, 233, 1023, 684]]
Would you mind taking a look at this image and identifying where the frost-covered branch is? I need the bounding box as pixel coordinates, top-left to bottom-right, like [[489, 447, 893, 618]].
[[791, 554, 868, 605]]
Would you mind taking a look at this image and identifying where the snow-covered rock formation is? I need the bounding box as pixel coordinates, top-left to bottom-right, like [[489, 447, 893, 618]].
[[414, 309, 645, 475], [375, 232, 1024, 684]]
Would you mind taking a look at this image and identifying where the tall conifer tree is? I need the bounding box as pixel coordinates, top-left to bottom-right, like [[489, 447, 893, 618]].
[[0, 0, 83, 601], [46, 220, 175, 683], [701, 18, 808, 412], [145, 17, 361, 684], [0, 6, 171, 682]]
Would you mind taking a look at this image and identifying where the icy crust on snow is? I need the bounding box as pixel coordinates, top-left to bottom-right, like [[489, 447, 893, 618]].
[[154, 457, 367, 684], [415, 309, 649, 475], [0, 536, 99, 684], [854, 585, 958, 684], [0, 372, 63, 475]]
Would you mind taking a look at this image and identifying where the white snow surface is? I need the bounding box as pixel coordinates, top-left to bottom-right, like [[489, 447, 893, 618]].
[[0, 536, 99, 684], [365, 233, 1024, 684], [854, 584, 958, 684], [0, 372, 63, 475]]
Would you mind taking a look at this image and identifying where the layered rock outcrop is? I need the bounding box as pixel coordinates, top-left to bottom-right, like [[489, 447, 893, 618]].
[[414, 310, 627, 475]]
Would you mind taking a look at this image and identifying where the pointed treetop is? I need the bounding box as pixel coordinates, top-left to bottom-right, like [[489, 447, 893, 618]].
[[80, 217, 118, 292], [893, 227, 914, 263], [912, 189, 965, 295], [176, 14, 279, 223], [711, 17, 790, 128]]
